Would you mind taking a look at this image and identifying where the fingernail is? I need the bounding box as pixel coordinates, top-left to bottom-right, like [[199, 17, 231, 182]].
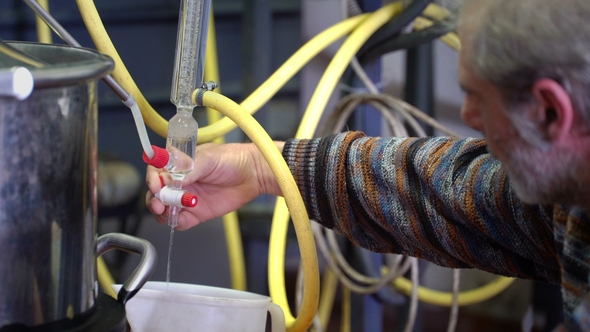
[[159, 175, 165, 188]]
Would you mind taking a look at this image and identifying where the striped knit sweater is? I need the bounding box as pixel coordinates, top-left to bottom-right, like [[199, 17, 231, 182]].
[[282, 131, 590, 329]]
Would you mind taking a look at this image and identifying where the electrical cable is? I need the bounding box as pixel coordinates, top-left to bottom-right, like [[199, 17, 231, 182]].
[[315, 89, 423, 330], [312, 223, 408, 295], [447, 269, 460, 332], [403, 258, 419, 332], [324, 93, 460, 137], [356, 248, 409, 304]]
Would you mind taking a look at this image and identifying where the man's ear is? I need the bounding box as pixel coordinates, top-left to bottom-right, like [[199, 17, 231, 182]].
[[530, 79, 574, 142]]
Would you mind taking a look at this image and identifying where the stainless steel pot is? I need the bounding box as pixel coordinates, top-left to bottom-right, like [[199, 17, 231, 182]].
[[0, 42, 156, 328]]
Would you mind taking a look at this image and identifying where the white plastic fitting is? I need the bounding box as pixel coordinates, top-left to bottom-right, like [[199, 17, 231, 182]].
[[155, 186, 198, 208]]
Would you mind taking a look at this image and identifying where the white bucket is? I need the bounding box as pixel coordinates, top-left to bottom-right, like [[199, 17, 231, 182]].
[[113, 281, 285, 332]]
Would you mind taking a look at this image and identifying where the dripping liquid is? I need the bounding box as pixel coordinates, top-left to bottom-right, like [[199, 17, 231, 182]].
[[166, 226, 175, 291]]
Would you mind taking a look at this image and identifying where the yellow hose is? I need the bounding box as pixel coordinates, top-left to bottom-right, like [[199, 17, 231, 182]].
[[393, 275, 516, 306], [35, 0, 52, 44], [194, 90, 320, 332], [296, 2, 404, 138], [97, 256, 117, 298], [204, 9, 222, 138], [76, 0, 369, 141], [340, 286, 351, 332], [75, 0, 168, 137], [204, 8, 247, 292], [317, 269, 339, 331], [267, 4, 403, 331], [197, 13, 369, 143]]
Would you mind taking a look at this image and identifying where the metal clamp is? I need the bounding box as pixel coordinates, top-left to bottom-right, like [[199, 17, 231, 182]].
[[195, 80, 218, 106]]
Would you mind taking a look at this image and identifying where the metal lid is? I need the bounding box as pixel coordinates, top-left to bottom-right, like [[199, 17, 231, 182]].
[[0, 39, 46, 68], [1, 41, 114, 89]]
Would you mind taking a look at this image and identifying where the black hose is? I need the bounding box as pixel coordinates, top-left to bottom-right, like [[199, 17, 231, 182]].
[[357, 0, 432, 59], [342, 17, 455, 93], [359, 17, 456, 65]]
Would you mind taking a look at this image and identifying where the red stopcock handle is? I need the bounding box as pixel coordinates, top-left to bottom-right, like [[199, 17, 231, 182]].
[[180, 193, 198, 207], [143, 145, 170, 168]]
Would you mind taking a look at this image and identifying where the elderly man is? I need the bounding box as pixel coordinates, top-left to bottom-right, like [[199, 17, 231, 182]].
[[146, 0, 590, 329]]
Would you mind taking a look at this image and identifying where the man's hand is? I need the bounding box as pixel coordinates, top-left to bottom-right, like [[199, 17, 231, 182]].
[[145, 142, 283, 230]]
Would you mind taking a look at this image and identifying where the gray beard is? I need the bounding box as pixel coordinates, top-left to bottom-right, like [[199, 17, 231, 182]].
[[500, 140, 582, 206]]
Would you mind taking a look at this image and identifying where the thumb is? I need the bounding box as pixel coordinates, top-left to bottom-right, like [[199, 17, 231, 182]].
[[182, 143, 218, 184]]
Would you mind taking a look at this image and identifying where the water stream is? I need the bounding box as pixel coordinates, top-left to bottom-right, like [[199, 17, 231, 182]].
[[166, 226, 175, 291]]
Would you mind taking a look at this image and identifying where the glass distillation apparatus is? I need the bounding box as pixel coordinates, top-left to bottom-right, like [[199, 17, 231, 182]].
[[144, 0, 211, 229], [142, 0, 211, 284]]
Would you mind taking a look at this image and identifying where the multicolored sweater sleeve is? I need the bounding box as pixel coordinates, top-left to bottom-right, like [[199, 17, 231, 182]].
[[282, 131, 561, 282]]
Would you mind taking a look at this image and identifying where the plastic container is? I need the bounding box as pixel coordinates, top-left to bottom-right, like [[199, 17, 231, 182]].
[[113, 281, 286, 332]]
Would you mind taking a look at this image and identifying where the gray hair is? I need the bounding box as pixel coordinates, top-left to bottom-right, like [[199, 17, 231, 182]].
[[460, 0, 590, 127]]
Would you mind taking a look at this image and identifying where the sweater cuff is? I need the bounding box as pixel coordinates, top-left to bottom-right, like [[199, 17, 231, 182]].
[[282, 136, 323, 223]]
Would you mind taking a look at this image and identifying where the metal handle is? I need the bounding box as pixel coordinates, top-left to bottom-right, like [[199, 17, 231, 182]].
[[96, 233, 157, 305]]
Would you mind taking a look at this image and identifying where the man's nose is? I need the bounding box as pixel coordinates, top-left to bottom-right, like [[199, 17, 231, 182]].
[[461, 102, 484, 132]]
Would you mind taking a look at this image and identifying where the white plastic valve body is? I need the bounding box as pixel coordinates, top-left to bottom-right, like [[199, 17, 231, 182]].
[[155, 186, 197, 208]]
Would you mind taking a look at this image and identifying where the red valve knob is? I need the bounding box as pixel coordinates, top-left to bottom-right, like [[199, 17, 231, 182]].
[[143, 145, 170, 168], [181, 193, 198, 207]]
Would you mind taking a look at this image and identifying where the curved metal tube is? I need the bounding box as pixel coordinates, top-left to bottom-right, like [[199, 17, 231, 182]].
[[96, 233, 157, 305]]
